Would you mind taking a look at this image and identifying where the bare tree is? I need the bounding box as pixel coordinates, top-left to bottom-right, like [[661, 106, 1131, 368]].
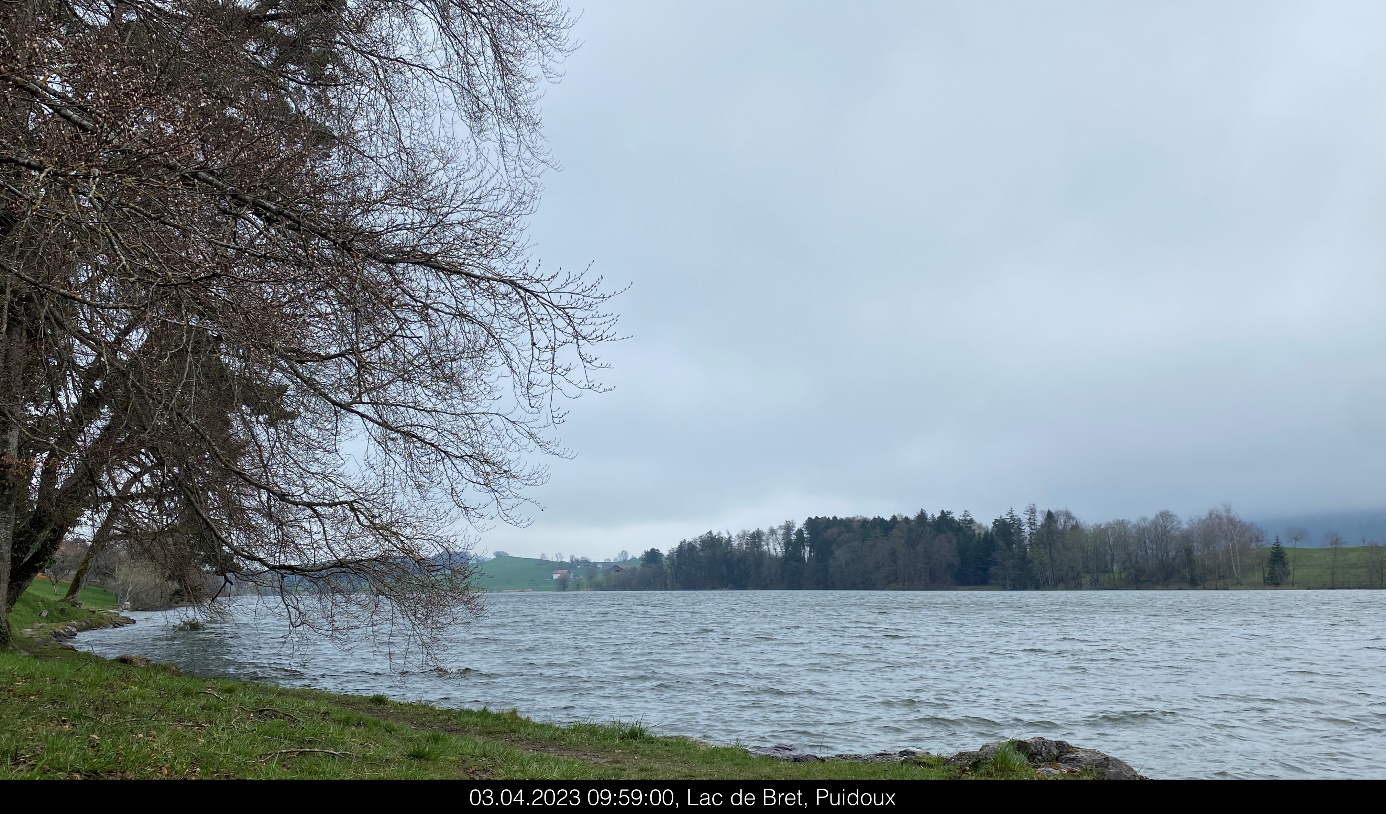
[[1325, 532, 1345, 588], [0, 1, 617, 649], [43, 538, 85, 593], [1285, 526, 1308, 586], [1365, 538, 1386, 588], [1184, 504, 1263, 586], [114, 557, 179, 612]]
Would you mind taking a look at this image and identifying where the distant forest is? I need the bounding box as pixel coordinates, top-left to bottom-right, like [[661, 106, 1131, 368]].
[[596, 505, 1386, 591]]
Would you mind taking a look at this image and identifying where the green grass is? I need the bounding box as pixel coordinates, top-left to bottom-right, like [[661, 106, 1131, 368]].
[[978, 742, 1032, 779], [10, 582, 118, 633], [476, 555, 564, 591], [1182, 545, 1386, 589], [477, 556, 639, 592], [1278, 545, 1385, 589], [1092, 545, 1386, 590]]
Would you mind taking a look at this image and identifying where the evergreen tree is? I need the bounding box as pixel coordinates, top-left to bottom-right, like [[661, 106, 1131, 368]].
[[805, 517, 835, 589], [1265, 537, 1291, 587], [990, 509, 1029, 589], [781, 527, 808, 589]]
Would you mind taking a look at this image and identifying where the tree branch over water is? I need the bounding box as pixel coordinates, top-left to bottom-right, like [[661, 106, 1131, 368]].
[[0, 0, 617, 651]]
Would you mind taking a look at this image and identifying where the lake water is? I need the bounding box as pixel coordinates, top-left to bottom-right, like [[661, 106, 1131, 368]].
[[75, 590, 1386, 779]]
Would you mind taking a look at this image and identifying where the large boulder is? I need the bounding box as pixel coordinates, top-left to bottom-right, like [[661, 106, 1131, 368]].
[[946, 737, 1147, 780]]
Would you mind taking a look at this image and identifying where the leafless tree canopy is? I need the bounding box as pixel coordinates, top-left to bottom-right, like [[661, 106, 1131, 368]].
[[0, 0, 616, 648]]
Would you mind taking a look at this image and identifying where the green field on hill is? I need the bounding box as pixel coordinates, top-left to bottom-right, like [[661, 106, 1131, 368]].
[[475, 556, 638, 592], [1151, 544, 1383, 589], [474, 555, 565, 591], [1256, 544, 1384, 589]]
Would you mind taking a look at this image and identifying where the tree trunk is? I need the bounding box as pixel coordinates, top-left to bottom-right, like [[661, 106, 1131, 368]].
[[0, 294, 24, 647], [6, 417, 121, 610], [63, 507, 119, 602], [0, 475, 14, 649]]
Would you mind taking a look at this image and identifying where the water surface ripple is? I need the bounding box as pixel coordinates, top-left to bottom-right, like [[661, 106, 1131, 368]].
[[76, 590, 1386, 779]]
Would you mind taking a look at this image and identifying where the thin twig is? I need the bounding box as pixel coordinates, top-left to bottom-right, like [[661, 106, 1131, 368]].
[[200, 689, 298, 722], [259, 748, 354, 762], [247, 707, 301, 722]]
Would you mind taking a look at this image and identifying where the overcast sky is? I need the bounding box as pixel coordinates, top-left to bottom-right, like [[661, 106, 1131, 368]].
[[478, 1, 1386, 560]]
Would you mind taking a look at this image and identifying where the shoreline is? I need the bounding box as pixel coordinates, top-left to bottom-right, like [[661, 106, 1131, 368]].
[[3, 592, 1140, 780]]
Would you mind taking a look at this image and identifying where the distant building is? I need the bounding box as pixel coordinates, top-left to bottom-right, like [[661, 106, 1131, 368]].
[[552, 570, 569, 580]]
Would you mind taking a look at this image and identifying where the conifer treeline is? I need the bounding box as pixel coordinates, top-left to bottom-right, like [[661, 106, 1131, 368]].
[[599, 504, 1322, 590]]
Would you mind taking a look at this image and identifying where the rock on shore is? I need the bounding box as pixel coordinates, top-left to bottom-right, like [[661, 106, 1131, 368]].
[[944, 736, 1147, 779], [36, 609, 135, 643], [759, 736, 1148, 779]]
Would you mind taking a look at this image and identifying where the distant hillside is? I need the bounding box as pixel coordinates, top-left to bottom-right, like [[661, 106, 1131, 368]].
[[476, 556, 566, 591], [474, 555, 639, 592], [1252, 509, 1386, 547]]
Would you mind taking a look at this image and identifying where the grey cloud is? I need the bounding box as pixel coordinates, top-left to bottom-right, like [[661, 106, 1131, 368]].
[[480, 1, 1386, 558]]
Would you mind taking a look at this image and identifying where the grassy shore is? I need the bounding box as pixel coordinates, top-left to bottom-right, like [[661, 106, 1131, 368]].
[[4, 584, 1055, 780]]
